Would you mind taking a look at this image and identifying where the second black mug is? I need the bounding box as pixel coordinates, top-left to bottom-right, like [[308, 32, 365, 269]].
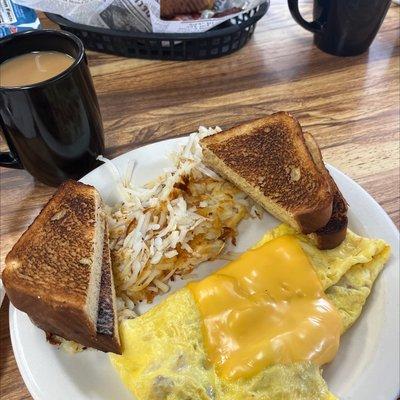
[[288, 0, 391, 56], [0, 30, 105, 186]]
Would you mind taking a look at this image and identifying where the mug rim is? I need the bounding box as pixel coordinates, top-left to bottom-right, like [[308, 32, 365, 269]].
[[0, 29, 85, 91]]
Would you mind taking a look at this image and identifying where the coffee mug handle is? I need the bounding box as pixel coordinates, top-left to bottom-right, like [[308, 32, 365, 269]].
[[287, 0, 323, 33], [0, 117, 23, 169], [0, 151, 22, 169]]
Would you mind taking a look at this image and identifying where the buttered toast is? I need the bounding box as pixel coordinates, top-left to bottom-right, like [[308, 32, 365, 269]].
[[3, 180, 121, 353], [303, 132, 348, 249], [94, 225, 121, 353], [201, 112, 334, 234]]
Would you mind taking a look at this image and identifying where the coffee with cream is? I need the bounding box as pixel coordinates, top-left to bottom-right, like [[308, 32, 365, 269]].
[[0, 51, 74, 87], [0, 30, 104, 186]]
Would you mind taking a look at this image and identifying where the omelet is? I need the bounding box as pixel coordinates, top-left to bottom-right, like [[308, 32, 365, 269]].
[[257, 224, 389, 292], [110, 226, 390, 400], [258, 224, 391, 333], [112, 288, 335, 400]]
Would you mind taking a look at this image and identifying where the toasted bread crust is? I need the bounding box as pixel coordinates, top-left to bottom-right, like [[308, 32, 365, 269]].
[[303, 132, 348, 249], [201, 112, 333, 233], [3, 180, 104, 345], [94, 225, 121, 353], [4, 181, 101, 305], [28, 303, 98, 349], [295, 205, 335, 235], [31, 224, 121, 354], [160, 0, 214, 18], [43, 227, 122, 353]]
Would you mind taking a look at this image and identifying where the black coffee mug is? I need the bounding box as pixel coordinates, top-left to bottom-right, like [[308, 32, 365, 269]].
[[288, 0, 391, 56], [0, 30, 104, 186]]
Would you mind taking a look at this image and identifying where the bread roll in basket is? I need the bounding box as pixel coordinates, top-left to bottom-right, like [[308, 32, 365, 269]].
[[160, 0, 215, 18]]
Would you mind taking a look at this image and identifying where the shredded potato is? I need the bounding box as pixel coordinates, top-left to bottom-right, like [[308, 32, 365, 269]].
[[46, 333, 85, 354], [104, 128, 262, 320]]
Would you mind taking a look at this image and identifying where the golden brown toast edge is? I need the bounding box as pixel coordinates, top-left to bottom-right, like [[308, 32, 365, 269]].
[[160, 0, 214, 18], [93, 223, 121, 353], [201, 112, 334, 233], [3, 180, 103, 343], [303, 132, 348, 249], [42, 224, 121, 353]]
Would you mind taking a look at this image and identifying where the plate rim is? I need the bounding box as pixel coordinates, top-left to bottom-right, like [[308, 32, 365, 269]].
[[0, 280, 5, 307], [9, 136, 400, 400]]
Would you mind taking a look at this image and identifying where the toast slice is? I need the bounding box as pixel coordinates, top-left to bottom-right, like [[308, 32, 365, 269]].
[[93, 224, 121, 353], [200, 112, 334, 233], [303, 132, 348, 249], [43, 225, 121, 353], [3, 181, 108, 350], [160, 0, 214, 18]]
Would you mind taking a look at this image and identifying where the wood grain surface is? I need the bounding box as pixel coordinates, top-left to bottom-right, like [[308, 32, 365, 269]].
[[1, 3, 399, 399]]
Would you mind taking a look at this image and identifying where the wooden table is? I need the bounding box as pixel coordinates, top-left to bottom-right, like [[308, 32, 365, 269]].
[[1, 3, 399, 399]]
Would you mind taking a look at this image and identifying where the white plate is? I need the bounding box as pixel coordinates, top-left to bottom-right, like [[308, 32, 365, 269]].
[[10, 137, 400, 400], [0, 280, 5, 307]]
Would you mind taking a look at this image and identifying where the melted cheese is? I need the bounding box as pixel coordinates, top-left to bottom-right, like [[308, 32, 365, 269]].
[[188, 235, 342, 381]]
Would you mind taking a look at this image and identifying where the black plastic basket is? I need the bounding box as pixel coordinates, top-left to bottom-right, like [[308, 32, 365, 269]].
[[46, 2, 268, 60]]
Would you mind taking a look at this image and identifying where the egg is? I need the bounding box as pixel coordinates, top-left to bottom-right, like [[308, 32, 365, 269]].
[[110, 226, 390, 400], [111, 288, 335, 400], [258, 224, 391, 333], [257, 224, 389, 292]]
